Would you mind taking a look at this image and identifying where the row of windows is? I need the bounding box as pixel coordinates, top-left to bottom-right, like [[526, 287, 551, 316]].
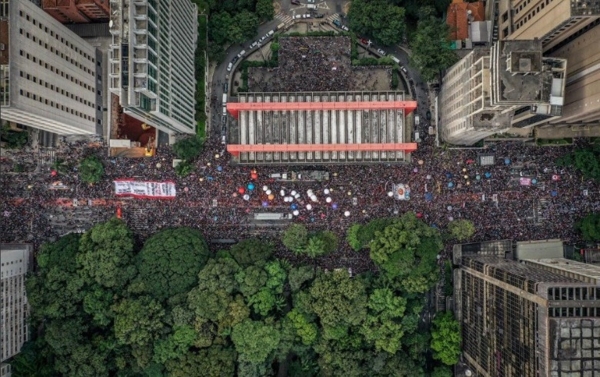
[[19, 70, 95, 109], [19, 50, 96, 94], [19, 9, 95, 63], [20, 89, 95, 122], [19, 28, 94, 75], [514, 0, 555, 31]]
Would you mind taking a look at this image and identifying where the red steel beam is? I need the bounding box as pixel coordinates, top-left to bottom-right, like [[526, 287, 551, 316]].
[[227, 143, 417, 156], [226, 100, 417, 119]]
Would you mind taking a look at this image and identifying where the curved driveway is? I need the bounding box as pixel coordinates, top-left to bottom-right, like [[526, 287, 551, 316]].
[[209, 3, 431, 141]]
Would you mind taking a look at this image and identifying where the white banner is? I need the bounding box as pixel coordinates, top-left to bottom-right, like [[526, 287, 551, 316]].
[[113, 179, 176, 199]]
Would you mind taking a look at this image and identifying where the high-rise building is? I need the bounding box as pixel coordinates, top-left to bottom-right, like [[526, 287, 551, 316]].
[[438, 39, 567, 145], [1, 244, 32, 364], [496, 0, 600, 128], [108, 0, 198, 136], [42, 0, 110, 24], [0, 0, 102, 135], [454, 245, 600, 377], [0, 363, 11, 377]]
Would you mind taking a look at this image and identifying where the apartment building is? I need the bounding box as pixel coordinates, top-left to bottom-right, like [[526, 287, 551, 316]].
[[108, 0, 198, 136], [439, 39, 567, 145], [453, 245, 600, 377], [0, 0, 102, 135], [1, 244, 32, 364], [497, 0, 600, 128], [42, 0, 110, 24]]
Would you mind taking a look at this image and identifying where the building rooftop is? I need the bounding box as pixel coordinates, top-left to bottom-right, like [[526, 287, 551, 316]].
[[446, 0, 486, 41], [493, 40, 567, 106]]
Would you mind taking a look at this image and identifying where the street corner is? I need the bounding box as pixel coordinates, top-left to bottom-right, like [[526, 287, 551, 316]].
[[273, 1, 282, 13]]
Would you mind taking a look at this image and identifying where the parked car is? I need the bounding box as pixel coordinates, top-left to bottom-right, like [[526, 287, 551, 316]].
[[226, 62, 233, 72], [232, 56, 239, 64], [426, 110, 432, 120], [341, 25, 349, 31], [332, 19, 341, 28], [294, 14, 302, 19], [249, 41, 258, 49], [237, 50, 246, 58], [291, 0, 300, 4], [390, 55, 400, 64], [401, 66, 408, 74], [303, 13, 311, 18], [307, 0, 314, 3], [376, 48, 386, 56], [315, 13, 324, 18]]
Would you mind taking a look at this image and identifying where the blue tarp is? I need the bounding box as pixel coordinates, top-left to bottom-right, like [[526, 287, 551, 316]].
[[425, 192, 433, 202]]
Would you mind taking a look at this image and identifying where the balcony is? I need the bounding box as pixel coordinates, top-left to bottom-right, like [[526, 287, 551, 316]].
[[134, 35, 148, 49], [133, 49, 147, 63], [134, 63, 148, 78]]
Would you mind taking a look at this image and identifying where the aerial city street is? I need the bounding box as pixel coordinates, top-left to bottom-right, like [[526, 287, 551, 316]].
[[1, 0, 600, 376]]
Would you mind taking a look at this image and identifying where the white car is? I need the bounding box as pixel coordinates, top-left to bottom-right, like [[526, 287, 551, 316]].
[[377, 48, 386, 56], [226, 62, 233, 72], [237, 50, 246, 58], [341, 25, 349, 31], [249, 41, 258, 49], [401, 66, 408, 73], [294, 14, 302, 19], [303, 13, 311, 18]]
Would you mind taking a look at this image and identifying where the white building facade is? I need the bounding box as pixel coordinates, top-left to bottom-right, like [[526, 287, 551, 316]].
[[108, 0, 198, 135], [1, 244, 32, 364], [0, 0, 101, 135]]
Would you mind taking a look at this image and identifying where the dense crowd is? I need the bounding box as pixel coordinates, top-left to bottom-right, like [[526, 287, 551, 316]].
[[248, 36, 391, 93], [1, 128, 599, 273]]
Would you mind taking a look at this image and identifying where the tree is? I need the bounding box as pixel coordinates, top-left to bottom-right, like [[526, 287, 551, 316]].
[[317, 231, 339, 255], [369, 213, 443, 293], [229, 239, 273, 266], [432, 366, 453, 377], [304, 237, 327, 258], [77, 218, 136, 290], [288, 265, 315, 292], [78, 155, 104, 184], [0, 125, 28, 149], [410, 6, 458, 82], [282, 224, 309, 253], [348, 0, 406, 46], [360, 288, 407, 353], [172, 135, 204, 161], [447, 219, 475, 241], [231, 319, 281, 364], [230, 11, 259, 45], [346, 224, 363, 251], [175, 160, 194, 177], [308, 270, 367, 340], [136, 227, 210, 301], [255, 0, 274, 21], [287, 309, 318, 345], [27, 234, 84, 322], [577, 213, 600, 241], [113, 296, 166, 348], [165, 347, 236, 377], [153, 325, 196, 364], [431, 312, 461, 366]]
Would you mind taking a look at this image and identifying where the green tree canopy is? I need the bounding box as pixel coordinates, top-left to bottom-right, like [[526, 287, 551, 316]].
[[78, 155, 104, 184], [447, 219, 476, 241], [0, 125, 28, 149], [165, 347, 236, 377], [255, 0, 274, 21], [308, 270, 368, 340], [113, 296, 165, 348], [77, 218, 136, 290], [231, 319, 281, 364], [282, 224, 309, 253], [409, 6, 458, 82], [229, 238, 273, 266], [27, 234, 84, 322], [136, 227, 210, 301], [369, 213, 443, 293], [577, 213, 600, 241], [360, 288, 407, 353], [348, 0, 406, 46], [172, 135, 204, 161], [431, 312, 461, 366]]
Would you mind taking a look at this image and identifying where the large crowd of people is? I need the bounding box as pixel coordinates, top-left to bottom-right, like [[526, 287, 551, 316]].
[[248, 36, 392, 93], [1, 129, 598, 273]]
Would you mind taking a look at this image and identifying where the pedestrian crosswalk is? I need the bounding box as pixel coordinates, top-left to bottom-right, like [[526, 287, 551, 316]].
[[275, 11, 293, 24]]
